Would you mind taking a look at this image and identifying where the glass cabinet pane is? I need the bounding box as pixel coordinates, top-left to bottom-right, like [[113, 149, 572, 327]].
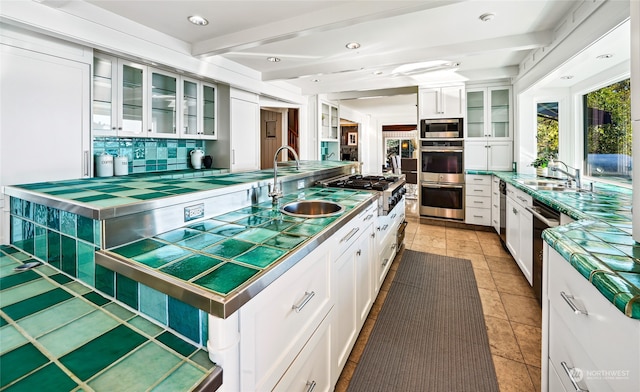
[[491, 89, 509, 138], [121, 64, 144, 133], [151, 72, 177, 134], [330, 105, 338, 139], [466, 91, 485, 137], [321, 103, 330, 139], [183, 80, 198, 135], [202, 84, 216, 137], [92, 56, 113, 132]]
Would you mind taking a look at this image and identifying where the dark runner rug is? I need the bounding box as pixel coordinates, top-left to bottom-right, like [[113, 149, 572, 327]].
[[347, 250, 499, 392]]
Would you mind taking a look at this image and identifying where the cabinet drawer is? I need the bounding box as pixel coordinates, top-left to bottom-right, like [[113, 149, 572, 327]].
[[377, 232, 397, 289], [465, 207, 491, 226], [466, 195, 491, 209], [466, 183, 491, 197], [547, 249, 640, 388], [334, 201, 376, 257], [240, 244, 332, 391], [506, 184, 532, 208], [549, 306, 614, 392], [273, 313, 332, 392], [466, 174, 492, 186]]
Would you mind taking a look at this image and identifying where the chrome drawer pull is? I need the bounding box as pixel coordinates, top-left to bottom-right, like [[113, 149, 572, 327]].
[[364, 213, 374, 221], [391, 243, 397, 250], [381, 224, 389, 231], [293, 291, 316, 313], [382, 258, 390, 267], [561, 361, 589, 391], [560, 291, 588, 315], [340, 227, 360, 243], [390, 213, 397, 219], [305, 381, 317, 392], [356, 249, 362, 256]]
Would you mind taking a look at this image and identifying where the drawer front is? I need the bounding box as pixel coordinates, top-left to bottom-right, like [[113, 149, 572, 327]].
[[334, 201, 376, 257], [466, 195, 491, 209], [466, 183, 491, 197], [273, 313, 332, 392], [376, 234, 397, 290], [465, 207, 491, 226], [547, 249, 640, 388], [240, 245, 332, 391], [466, 174, 492, 186], [506, 184, 532, 208], [549, 306, 615, 392]]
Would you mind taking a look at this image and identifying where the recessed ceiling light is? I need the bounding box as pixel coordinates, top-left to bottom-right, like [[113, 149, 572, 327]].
[[596, 53, 613, 59], [267, 57, 281, 62], [479, 13, 495, 22], [560, 75, 574, 80], [187, 15, 209, 26], [373, 71, 383, 75], [311, 79, 320, 83], [345, 42, 361, 50]]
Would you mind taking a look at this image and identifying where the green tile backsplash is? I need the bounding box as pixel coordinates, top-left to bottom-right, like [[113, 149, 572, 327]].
[[93, 137, 205, 174]]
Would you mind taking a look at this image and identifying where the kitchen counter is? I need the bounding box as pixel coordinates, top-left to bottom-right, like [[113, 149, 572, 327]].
[[468, 170, 639, 319], [0, 245, 222, 391]]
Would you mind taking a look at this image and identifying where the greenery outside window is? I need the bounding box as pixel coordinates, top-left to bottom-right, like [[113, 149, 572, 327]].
[[583, 78, 631, 184], [536, 102, 559, 165], [385, 138, 417, 161]]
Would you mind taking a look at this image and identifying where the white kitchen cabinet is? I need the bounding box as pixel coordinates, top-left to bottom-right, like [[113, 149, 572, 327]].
[[465, 174, 492, 226], [239, 237, 332, 392], [543, 245, 640, 391], [318, 100, 340, 161], [230, 90, 260, 172], [505, 184, 533, 284], [181, 78, 217, 140], [147, 67, 179, 138], [466, 86, 512, 139], [465, 140, 513, 171], [491, 176, 501, 234], [418, 85, 465, 119]]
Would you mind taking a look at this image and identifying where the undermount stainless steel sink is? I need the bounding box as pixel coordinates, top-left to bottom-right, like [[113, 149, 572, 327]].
[[280, 200, 345, 218]]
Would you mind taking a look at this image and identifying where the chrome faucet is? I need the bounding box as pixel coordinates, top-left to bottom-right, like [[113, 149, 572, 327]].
[[269, 145, 300, 205], [550, 160, 581, 189]]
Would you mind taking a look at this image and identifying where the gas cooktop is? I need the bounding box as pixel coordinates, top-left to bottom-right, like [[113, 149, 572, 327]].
[[324, 174, 401, 191]]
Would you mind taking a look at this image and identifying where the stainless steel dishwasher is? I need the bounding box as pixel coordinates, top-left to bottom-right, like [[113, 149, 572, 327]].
[[527, 200, 560, 306]]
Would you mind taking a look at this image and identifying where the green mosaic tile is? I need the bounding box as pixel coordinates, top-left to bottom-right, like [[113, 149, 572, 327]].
[[160, 254, 223, 280], [60, 324, 147, 381], [77, 241, 95, 287], [174, 232, 225, 250], [0, 343, 49, 388], [264, 234, 307, 250], [259, 219, 295, 232], [38, 310, 118, 357], [213, 211, 251, 223], [187, 219, 226, 232], [233, 227, 279, 243], [46, 230, 60, 267], [127, 315, 163, 337], [0, 279, 56, 307], [189, 349, 215, 370], [75, 194, 120, 203], [0, 325, 28, 355], [157, 330, 198, 357], [590, 271, 637, 308], [591, 253, 640, 273], [618, 272, 640, 288], [304, 215, 339, 226], [570, 253, 611, 280], [60, 235, 77, 277], [156, 228, 202, 243], [2, 287, 73, 321], [285, 222, 325, 236], [104, 302, 135, 321], [203, 238, 254, 259], [17, 297, 94, 338], [151, 362, 206, 392], [111, 238, 165, 258], [194, 262, 259, 294], [234, 215, 271, 227], [132, 244, 191, 268], [0, 269, 40, 290], [234, 246, 286, 268], [139, 284, 167, 325], [95, 264, 115, 296], [564, 230, 599, 241], [168, 297, 200, 343], [116, 274, 138, 309], [83, 291, 111, 306], [208, 223, 246, 237], [49, 273, 73, 285], [571, 239, 627, 256]]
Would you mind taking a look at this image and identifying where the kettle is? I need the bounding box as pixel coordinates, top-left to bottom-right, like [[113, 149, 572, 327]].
[[190, 149, 204, 169]]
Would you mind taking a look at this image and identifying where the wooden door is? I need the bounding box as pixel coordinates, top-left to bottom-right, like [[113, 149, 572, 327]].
[[260, 109, 283, 169]]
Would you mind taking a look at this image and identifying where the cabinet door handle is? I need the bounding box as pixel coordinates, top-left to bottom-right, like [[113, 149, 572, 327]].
[[473, 200, 483, 204], [512, 208, 518, 214], [340, 227, 360, 244], [232, 149, 235, 165], [560, 291, 588, 315], [305, 381, 317, 392], [356, 249, 362, 256], [473, 178, 484, 181], [84, 150, 90, 177], [473, 215, 483, 218], [382, 258, 390, 267], [364, 213, 374, 221], [560, 361, 589, 391], [292, 291, 315, 313], [370, 232, 375, 238]]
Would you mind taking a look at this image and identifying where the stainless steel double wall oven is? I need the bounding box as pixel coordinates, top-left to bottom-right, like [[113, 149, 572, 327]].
[[419, 118, 465, 220]]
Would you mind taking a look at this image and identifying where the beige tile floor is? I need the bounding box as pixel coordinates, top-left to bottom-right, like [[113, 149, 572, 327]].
[[335, 199, 542, 392]]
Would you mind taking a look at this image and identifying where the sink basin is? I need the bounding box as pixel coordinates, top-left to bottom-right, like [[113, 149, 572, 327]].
[[519, 179, 567, 187], [280, 200, 345, 218]]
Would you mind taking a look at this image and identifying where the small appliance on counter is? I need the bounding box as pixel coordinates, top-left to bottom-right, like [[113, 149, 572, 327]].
[[95, 152, 113, 177], [114, 155, 128, 176], [190, 148, 204, 169]]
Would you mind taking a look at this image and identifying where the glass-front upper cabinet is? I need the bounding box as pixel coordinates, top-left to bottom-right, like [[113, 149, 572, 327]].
[[320, 101, 339, 140], [465, 86, 511, 139], [147, 68, 178, 138], [119, 60, 147, 136], [180, 78, 217, 139], [92, 55, 117, 136]]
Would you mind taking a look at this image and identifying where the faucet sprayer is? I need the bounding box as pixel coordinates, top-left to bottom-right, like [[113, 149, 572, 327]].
[[269, 145, 300, 205], [549, 160, 581, 189]]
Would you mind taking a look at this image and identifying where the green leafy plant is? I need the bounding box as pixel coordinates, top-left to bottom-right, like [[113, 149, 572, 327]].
[[531, 152, 556, 168]]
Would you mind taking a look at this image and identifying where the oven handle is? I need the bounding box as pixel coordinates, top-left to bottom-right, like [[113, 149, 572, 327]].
[[421, 183, 464, 189]]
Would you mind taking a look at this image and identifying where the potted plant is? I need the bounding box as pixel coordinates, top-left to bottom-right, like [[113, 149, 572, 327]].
[[531, 153, 553, 176]]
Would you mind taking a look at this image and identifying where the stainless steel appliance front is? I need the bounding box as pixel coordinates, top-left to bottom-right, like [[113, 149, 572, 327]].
[[420, 118, 463, 139], [420, 139, 464, 184], [419, 182, 465, 220]]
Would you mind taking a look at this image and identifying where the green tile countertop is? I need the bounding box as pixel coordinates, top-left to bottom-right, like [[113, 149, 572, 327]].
[[96, 186, 377, 319], [2, 161, 355, 220], [467, 170, 640, 319], [0, 245, 222, 392]]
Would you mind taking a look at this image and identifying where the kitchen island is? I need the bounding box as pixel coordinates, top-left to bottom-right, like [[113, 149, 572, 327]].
[[2, 160, 401, 391]]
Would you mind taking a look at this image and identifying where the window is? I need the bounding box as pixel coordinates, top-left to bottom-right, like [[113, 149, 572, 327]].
[[583, 79, 631, 183], [385, 138, 417, 161], [536, 102, 558, 160]]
